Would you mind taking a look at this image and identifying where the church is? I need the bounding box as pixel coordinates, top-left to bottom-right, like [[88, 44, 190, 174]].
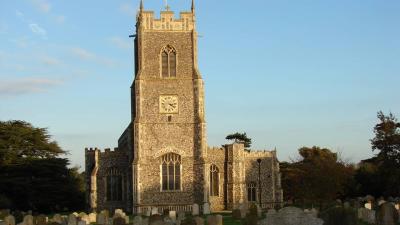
[[85, 0, 283, 214]]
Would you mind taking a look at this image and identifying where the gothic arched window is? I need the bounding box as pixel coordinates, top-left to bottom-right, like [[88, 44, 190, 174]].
[[209, 164, 219, 196], [161, 153, 181, 191], [106, 168, 123, 201], [161, 45, 177, 78], [247, 182, 257, 202]]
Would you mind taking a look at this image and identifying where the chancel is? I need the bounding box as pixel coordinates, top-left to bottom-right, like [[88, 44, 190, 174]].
[[85, 0, 283, 214]]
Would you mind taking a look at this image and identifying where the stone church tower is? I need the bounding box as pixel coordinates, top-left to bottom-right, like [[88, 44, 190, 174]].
[[130, 0, 206, 213], [85, 1, 283, 214]]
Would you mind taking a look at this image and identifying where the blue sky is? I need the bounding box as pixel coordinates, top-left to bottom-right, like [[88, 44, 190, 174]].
[[0, 0, 399, 168]]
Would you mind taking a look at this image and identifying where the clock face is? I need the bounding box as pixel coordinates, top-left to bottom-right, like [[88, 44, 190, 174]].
[[159, 95, 178, 114]]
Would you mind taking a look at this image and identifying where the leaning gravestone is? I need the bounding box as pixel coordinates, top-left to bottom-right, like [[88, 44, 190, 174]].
[[259, 207, 323, 225], [376, 202, 399, 225], [192, 204, 199, 216], [4, 215, 15, 225], [206, 215, 217, 225]]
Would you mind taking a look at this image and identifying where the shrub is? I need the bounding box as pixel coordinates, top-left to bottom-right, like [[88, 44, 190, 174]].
[[232, 209, 241, 220], [320, 206, 359, 225]]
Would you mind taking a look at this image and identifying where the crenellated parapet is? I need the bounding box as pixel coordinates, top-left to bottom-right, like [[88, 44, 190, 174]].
[[245, 149, 276, 158], [138, 11, 195, 31]]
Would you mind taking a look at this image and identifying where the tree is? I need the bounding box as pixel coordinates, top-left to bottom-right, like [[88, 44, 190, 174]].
[[281, 146, 354, 207], [0, 120, 65, 165], [0, 120, 84, 213], [226, 132, 252, 148], [371, 111, 400, 165]]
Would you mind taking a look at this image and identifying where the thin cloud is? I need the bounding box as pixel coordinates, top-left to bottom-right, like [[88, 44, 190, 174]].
[[119, 3, 137, 16], [42, 56, 62, 66], [109, 37, 131, 50], [9, 37, 30, 48], [16, 10, 25, 21], [70, 47, 118, 67], [55, 15, 66, 24], [0, 78, 63, 97], [71, 47, 96, 60], [30, 0, 51, 13], [0, 22, 8, 34], [29, 23, 47, 38]]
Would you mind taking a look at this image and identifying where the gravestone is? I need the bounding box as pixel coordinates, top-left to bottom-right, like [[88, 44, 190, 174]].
[[310, 208, 318, 217], [192, 204, 199, 216], [376, 202, 398, 225], [114, 210, 123, 217], [365, 202, 373, 210], [112, 217, 125, 225], [206, 215, 217, 225], [193, 217, 204, 225], [67, 214, 77, 225], [52, 214, 63, 224], [168, 211, 176, 222], [258, 207, 323, 225], [88, 213, 96, 223], [150, 207, 158, 216], [177, 212, 185, 221], [132, 216, 142, 225], [78, 213, 87, 219], [202, 203, 210, 215], [358, 208, 376, 224], [238, 203, 247, 218], [23, 215, 34, 225], [79, 215, 89, 225], [96, 213, 107, 225], [215, 215, 222, 225], [77, 221, 86, 225], [100, 211, 109, 218], [4, 215, 15, 225], [35, 215, 48, 225]]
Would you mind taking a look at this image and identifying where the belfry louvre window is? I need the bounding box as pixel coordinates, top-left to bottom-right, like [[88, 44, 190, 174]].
[[161, 45, 177, 78], [209, 164, 219, 196], [247, 182, 257, 202], [106, 168, 123, 201], [161, 153, 181, 191]]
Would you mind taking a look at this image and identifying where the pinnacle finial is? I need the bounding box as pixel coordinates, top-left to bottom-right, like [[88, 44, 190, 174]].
[[140, 0, 144, 11], [191, 0, 195, 13]]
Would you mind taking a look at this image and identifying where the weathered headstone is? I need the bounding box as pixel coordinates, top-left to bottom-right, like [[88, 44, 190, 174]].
[[206, 215, 217, 225], [365, 202, 373, 210], [4, 215, 15, 225], [238, 203, 247, 218], [358, 208, 376, 224], [35, 215, 48, 225], [376, 202, 398, 225], [52, 214, 63, 224], [168, 211, 176, 222], [150, 207, 158, 216], [193, 217, 204, 225], [79, 215, 89, 225], [258, 207, 323, 225], [100, 211, 109, 218], [215, 215, 222, 225], [23, 215, 34, 225], [88, 213, 96, 223], [96, 213, 107, 225], [177, 212, 185, 221], [203, 203, 210, 215], [192, 204, 199, 216], [68, 214, 77, 225], [112, 217, 125, 225], [132, 216, 142, 225]]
